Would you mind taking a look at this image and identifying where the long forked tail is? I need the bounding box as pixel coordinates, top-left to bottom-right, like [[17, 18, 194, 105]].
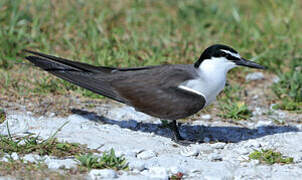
[[24, 50, 125, 103]]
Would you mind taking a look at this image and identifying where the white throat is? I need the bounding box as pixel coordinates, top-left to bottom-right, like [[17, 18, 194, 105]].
[[180, 57, 237, 106]]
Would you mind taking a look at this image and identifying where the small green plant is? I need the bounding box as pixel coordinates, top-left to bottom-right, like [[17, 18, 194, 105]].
[[218, 84, 252, 120], [272, 60, 302, 112], [249, 149, 294, 165], [0, 109, 5, 124], [76, 149, 128, 170], [219, 101, 252, 120]]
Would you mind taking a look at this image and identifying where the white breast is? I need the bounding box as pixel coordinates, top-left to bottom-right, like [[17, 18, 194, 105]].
[[179, 57, 237, 106]]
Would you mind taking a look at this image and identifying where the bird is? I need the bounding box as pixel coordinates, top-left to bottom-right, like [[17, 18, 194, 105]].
[[23, 44, 266, 144]]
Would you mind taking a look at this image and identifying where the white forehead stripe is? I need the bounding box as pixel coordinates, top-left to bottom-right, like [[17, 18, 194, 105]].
[[221, 49, 241, 59], [178, 85, 206, 98]]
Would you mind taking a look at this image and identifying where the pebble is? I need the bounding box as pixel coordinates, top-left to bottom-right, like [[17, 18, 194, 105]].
[[211, 142, 226, 149], [202, 163, 233, 180], [255, 120, 272, 127], [45, 158, 78, 169], [11, 152, 19, 160], [201, 114, 212, 120], [244, 139, 261, 148], [272, 76, 280, 83], [89, 169, 117, 179], [128, 160, 146, 171], [249, 159, 260, 166], [252, 107, 264, 116], [245, 72, 264, 81], [147, 166, 168, 180], [137, 150, 157, 160], [236, 147, 250, 155], [23, 154, 42, 163], [180, 146, 199, 157], [198, 144, 213, 154], [209, 153, 223, 161], [168, 166, 183, 174]]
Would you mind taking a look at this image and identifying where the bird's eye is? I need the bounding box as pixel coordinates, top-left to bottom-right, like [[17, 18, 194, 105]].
[[221, 52, 227, 57]]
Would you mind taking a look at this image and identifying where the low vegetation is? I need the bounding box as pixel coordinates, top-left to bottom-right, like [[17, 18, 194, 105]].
[[0, 121, 97, 157], [75, 149, 128, 171], [218, 84, 252, 120], [272, 59, 302, 112], [0, 109, 5, 124], [249, 149, 294, 165]]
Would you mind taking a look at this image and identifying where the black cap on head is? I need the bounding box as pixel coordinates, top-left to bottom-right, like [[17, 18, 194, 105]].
[[194, 44, 238, 68]]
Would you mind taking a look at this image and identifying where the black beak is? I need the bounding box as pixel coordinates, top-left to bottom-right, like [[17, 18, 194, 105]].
[[235, 58, 267, 69]]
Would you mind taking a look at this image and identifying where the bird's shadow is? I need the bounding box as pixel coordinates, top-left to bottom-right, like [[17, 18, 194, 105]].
[[71, 109, 299, 143]]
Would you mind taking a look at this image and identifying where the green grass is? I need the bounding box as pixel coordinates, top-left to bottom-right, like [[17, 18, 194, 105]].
[[0, 0, 301, 110], [75, 149, 128, 170], [218, 84, 252, 120], [219, 101, 252, 120], [249, 149, 294, 165], [0, 121, 98, 158], [272, 59, 302, 112]]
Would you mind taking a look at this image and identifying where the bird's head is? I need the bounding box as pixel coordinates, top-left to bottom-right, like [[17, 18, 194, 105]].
[[195, 44, 266, 71]]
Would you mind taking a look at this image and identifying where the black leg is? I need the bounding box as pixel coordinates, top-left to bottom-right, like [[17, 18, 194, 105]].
[[169, 120, 184, 141], [168, 120, 198, 145]]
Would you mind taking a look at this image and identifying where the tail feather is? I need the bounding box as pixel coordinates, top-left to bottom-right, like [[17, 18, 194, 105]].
[[24, 53, 125, 104], [23, 49, 115, 73]]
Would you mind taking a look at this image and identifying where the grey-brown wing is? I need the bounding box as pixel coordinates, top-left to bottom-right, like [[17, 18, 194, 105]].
[[109, 65, 206, 119]]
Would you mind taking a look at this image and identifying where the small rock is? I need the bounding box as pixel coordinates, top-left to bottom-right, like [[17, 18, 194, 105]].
[[137, 150, 156, 160], [245, 72, 264, 81], [209, 153, 223, 161], [236, 147, 250, 155], [211, 142, 226, 149], [169, 166, 183, 174], [256, 120, 272, 127], [201, 114, 212, 120], [148, 166, 168, 180], [11, 152, 19, 160], [23, 154, 42, 163], [128, 160, 146, 171], [244, 139, 261, 148], [89, 169, 117, 179], [46, 159, 77, 169], [48, 112, 56, 117], [198, 144, 213, 154], [252, 107, 264, 116], [252, 95, 259, 100], [250, 159, 260, 166], [272, 76, 280, 83], [276, 111, 286, 118], [180, 146, 199, 157]]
